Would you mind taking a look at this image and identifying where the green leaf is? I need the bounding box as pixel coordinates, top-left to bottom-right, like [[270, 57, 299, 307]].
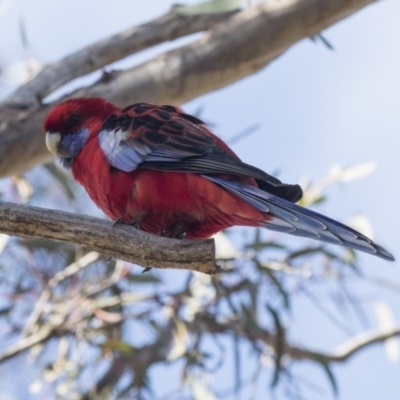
[[101, 339, 134, 355], [247, 281, 258, 314], [264, 268, 290, 310], [286, 246, 324, 261], [310, 195, 327, 205], [287, 245, 360, 274], [240, 302, 254, 327], [317, 359, 339, 397], [175, 0, 243, 16], [127, 274, 161, 284], [267, 306, 285, 388], [247, 241, 287, 252]]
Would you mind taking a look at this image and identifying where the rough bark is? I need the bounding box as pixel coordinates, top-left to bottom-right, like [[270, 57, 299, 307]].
[[4, 9, 239, 108], [0, 0, 376, 178], [0, 201, 217, 273]]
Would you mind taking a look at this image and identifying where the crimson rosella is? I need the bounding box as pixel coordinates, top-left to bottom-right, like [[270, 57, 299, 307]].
[[44, 97, 394, 261]]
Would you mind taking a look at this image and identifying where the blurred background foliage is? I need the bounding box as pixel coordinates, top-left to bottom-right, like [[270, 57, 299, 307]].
[[0, 159, 396, 399], [0, 0, 399, 399]]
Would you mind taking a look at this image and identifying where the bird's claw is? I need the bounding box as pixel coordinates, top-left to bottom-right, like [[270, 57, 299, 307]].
[[112, 218, 124, 228], [169, 221, 187, 239], [130, 213, 146, 229]]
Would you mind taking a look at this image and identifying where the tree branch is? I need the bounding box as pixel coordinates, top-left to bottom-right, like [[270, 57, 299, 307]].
[[82, 0, 376, 105], [0, 0, 377, 178], [4, 8, 239, 108], [21, 251, 102, 337], [0, 201, 217, 274], [0, 325, 55, 364], [200, 317, 400, 364], [286, 326, 400, 363]]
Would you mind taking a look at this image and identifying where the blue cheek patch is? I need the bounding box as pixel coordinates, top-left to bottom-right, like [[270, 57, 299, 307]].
[[61, 128, 90, 158], [58, 128, 90, 166]]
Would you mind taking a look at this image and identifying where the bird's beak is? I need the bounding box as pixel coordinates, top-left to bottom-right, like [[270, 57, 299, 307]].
[[45, 131, 61, 156]]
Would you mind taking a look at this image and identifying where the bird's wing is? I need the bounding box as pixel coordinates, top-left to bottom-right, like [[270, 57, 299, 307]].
[[205, 175, 394, 261], [98, 103, 302, 202]]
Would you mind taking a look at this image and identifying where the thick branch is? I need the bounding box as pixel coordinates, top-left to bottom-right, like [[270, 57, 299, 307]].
[[0, 201, 217, 273], [0, 0, 377, 178], [83, 0, 376, 105], [4, 9, 238, 108]]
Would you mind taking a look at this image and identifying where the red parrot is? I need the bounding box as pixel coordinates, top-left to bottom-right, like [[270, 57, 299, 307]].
[[44, 97, 394, 261]]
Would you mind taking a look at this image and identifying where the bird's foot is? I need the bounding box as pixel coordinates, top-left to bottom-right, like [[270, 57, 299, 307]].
[[130, 212, 146, 229], [168, 221, 187, 239], [113, 214, 146, 229], [112, 218, 124, 228], [160, 221, 187, 238]]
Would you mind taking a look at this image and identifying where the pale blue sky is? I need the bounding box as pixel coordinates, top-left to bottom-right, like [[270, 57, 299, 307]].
[[0, 0, 399, 399]]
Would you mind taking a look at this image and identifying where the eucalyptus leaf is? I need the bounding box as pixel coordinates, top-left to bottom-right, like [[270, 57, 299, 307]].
[[127, 274, 161, 284], [175, 0, 243, 16], [317, 359, 339, 397], [264, 268, 291, 310], [267, 305, 285, 388]]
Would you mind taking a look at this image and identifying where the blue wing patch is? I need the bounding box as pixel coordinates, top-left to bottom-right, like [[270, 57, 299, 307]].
[[205, 175, 394, 261], [98, 129, 151, 172]]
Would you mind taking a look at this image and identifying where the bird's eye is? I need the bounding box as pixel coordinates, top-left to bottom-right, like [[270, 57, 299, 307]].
[[66, 114, 82, 127]]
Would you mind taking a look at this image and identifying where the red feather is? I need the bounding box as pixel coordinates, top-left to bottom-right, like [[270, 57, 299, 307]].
[[64, 103, 266, 239], [43, 97, 394, 261]]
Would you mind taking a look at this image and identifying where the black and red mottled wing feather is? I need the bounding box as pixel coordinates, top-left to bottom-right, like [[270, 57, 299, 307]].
[[45, 98, 393, 261], [98, 103, 303, 202]]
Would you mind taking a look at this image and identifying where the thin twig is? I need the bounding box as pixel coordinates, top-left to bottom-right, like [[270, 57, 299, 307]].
[[0, 201, 217, 273], [4, 8, 239, 108], [0, 325, 54, 363], [21, 251, 101, 337], [285, 326, 400, 362]]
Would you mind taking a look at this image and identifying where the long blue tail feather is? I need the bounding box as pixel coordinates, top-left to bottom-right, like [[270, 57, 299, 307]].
[[205, 175, 394, 262]]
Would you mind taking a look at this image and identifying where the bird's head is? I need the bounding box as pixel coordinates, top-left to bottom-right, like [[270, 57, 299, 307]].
[[44, 97, 118, 168]]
